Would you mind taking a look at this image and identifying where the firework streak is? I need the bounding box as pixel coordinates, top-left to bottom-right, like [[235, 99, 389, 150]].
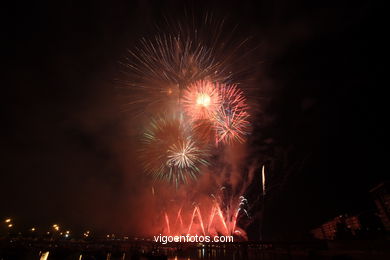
[[160, 192, 249, 238]]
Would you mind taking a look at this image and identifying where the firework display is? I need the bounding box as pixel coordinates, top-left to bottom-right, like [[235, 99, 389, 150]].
[[124, 16, 257, 239], [139, 79, 250, 185]]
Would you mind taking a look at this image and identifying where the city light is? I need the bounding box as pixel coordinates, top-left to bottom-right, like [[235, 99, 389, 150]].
[[52, 224, 60, 231]]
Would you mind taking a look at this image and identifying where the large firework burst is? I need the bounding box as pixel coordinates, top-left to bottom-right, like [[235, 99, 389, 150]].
[[119, 14, 254, 115], [140, 114, 209, 187], [120, 32, 227, 115]]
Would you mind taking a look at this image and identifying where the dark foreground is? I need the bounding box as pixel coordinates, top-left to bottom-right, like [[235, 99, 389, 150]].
[[1, 238, 390, 260]]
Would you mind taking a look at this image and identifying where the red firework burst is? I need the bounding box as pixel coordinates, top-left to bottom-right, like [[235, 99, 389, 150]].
[[182, 80, 222, 121], [215, 84, 250, 144], [215, 108, 250, 144]]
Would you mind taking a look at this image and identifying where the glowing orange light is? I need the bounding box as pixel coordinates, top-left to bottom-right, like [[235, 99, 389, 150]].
[[183, 80, 221, 121], [196, 93, 211, 107], [52, 224, 60, 231]]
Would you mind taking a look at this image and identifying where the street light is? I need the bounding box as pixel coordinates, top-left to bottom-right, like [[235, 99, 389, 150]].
[[83, 230, 90, 238], [52, 224, 60, 231]]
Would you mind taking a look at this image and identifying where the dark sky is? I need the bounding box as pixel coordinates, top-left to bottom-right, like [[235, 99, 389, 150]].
[[2, 0, 386, 240]]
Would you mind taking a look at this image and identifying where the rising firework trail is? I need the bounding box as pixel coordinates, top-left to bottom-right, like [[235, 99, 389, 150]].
[[262, 165, 266, 195], [260, 165, 266, 241], [164, 212, 171, 235], [174, 207, 184, 230]]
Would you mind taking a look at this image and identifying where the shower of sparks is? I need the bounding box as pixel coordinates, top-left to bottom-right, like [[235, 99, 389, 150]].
[[161, 193, 250, 237], [140, 114, 209, 186], [167, 138, 205, 169], [215, 83, 250, 144], [215, 107, 250, 144]]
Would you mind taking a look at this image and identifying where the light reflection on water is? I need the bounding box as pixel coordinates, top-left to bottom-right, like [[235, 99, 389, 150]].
[[165, 248, 314, 260], [6, 248, 330, 260], [35, 250, 318, 260], [64, 252, 126, 260], [39, 251, 49, 260]]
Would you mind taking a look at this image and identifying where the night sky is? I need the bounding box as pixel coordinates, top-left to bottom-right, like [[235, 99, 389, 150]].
[[2, 0, 386, 240]]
